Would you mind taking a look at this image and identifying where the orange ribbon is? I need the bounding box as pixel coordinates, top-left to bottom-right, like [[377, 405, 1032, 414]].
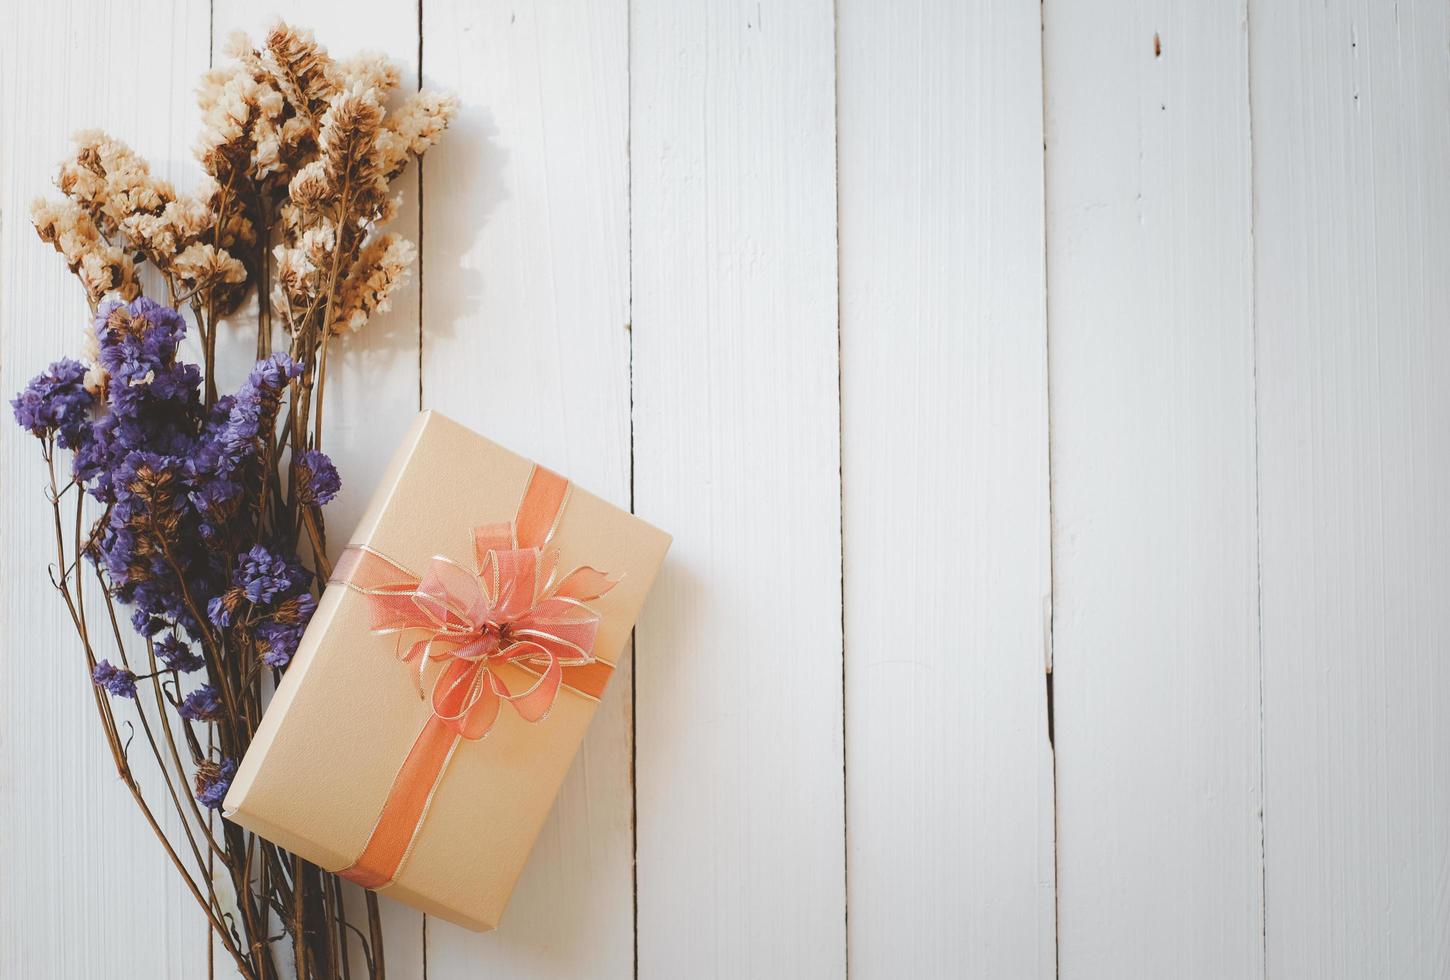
[[330, 465, 617, 888]]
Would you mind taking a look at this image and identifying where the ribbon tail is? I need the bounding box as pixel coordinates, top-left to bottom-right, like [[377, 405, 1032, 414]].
[[337, 715, 462, 890], [514, 466, 569, 550], [551, 565, 619, 601]]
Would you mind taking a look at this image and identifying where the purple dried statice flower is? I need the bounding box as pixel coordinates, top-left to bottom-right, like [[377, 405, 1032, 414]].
[[92, 660, 138, 699], [94, 298, 186, 378], [256, 620, 304, 668], [247, 351, 302, 395], [254, 592, 317, 668], [11, 358, 93, 448], [156, 634, 205, 673], [73, 300, 203, 500], [200, 353, 301, 477], [186, 358, 298, 552], [293, 448, 341, 506], [99, 451, 207, 634], [190, 475, 243, 543], [288, 591, 318, 622], [179, 684, 222, 721], [194, 758, 236, 810], [236, 545, 296, 605], [207, 592, 238, 629], [131, 608, 167, 637]]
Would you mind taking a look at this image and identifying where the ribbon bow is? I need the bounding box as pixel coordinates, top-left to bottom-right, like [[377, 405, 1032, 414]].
[[359, 525, 616, 739], [329, 465, 619, 889]]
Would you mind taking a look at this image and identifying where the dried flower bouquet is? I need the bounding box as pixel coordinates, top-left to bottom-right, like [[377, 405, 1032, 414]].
[[11, 24, 455, 980]]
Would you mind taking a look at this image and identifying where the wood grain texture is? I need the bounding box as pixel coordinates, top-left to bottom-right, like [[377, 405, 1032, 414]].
[[419, 2, 634, 977], [0, 3, 212, 978], [1250, 1, 1450, 975], [1044, 1, 1263, 976], [11, 1, 1450, 976], [836, 0, 1055, 976], [630, 1, 846, 976]]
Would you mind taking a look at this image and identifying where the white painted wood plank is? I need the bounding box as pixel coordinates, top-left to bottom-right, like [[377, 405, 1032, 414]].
[[419, 2, 634, 977], [1250, 1, 1450, 975], [1044, 3, 1263, 976], [205, 5, 430, 974], [0, 4, 213, 978], [631, 1, 845, 976], [836, 1, 1055, 976]]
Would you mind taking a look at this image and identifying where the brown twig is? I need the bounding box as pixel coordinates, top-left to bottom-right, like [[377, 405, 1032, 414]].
[[43, 461, 257, 980], [365, 892, 385, 980]]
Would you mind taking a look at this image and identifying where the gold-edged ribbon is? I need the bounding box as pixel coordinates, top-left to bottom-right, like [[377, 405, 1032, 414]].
[[330, 465, 617, 889]]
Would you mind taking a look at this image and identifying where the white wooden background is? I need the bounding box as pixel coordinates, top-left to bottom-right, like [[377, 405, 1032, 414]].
[[2, 0, 1448, 977]]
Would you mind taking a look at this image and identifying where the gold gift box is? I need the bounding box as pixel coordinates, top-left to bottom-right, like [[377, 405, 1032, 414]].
[[225, 410, 670, 931]]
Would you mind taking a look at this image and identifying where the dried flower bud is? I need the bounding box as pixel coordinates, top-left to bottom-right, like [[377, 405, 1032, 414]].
[[179, 685, 223, 721], [33, 198, 139, 304], [120, 193, 215, 267], [292, 448, 340, 507], [122, 457, 186, 555], [288, 160, 331, 211], [316, 83, 386, 210], [331, 233, 415, 334], [60, 131, 175, 238], [336, 52, 401, 95], [195, 758, 236, 810], [207, 587, 246, 629], [172, 243, 248, 290], [299, 220, 335, 263], [195, 759, 224, 790], [78, 321, 107, 397], [265, 22, 338, 123], [379, 90, 458, 179], [92, 660, 138, 699]]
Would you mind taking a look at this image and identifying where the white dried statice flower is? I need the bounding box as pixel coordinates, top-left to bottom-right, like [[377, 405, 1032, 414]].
[[120, 194, 214, 267], [31, 198, 138, 304], [77, 251, 133, 304], [195, 63, 263, 172], [271, 244, 318, 324], [27, 16, 457, 415], [335, 52, 401, 95], [263, 23, 337, 125], [236, 21, 454, 340], [287, 160, 331, 213], [58, 131, 175, 239], [299, 221, 336, 264], [72, 315, 108, 396], [55, 137, 109, 213], [166, 194, 215, 241], [331, 233, 415, 334], [250, 84, 289, 178], [378, 91, 459, 179], [96, 141, 172, 225], [220, 29, 253, 61], [315, 82, 387, 209], [172, 243, 248, 291]]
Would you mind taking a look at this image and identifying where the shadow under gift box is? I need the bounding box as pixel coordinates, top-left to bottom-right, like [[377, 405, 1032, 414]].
[[224, 410, 671, 931]]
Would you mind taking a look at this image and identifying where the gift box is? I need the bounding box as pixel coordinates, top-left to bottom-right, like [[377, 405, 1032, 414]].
[[224, 410, 670, 931]]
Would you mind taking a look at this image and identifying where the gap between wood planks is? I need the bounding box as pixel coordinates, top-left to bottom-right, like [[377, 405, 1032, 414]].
[[1038, 2, 1062, 975], [415, 0, 429, 974], [830, 3, 851, 975], [1242, 1, 1270, 967], [626, 2, 638, 973]]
